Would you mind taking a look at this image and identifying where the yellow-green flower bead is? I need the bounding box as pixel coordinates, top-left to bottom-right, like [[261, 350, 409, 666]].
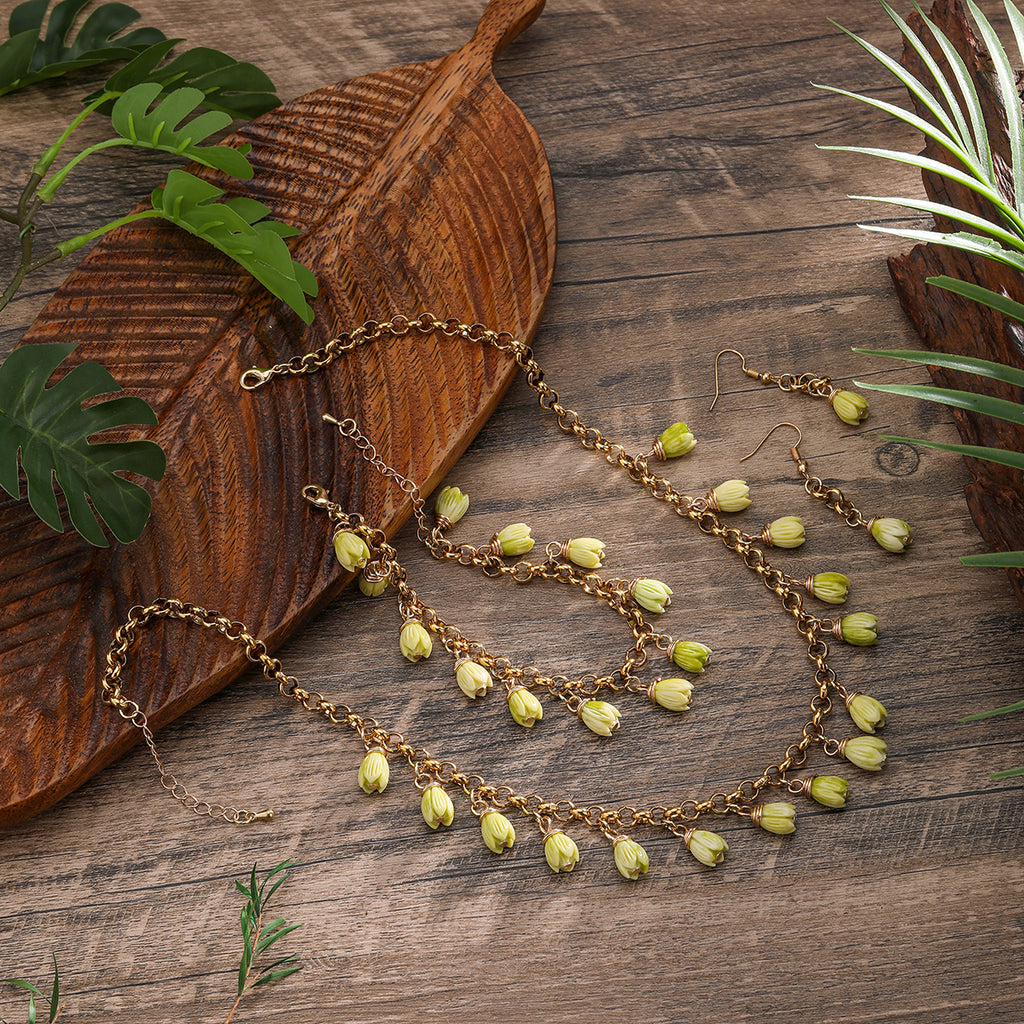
[[494, 523, 534, 556], [656, 421, 696, 459], [808, 775, 849, 809], [841, 734, 887, 771], [649, 677, 693, 712], [671, 640, 711, 673], [846, 692, 887, 734], [420, 784, 455, 829], [357, 750, 389, 795], [543, 831, 580, 873], [831, 388, 869, 425], [399, 620, 432, 662], [434, 485, 469, 525], [580, 700, 621, 736], [756, 802, 796, 836], [869, 517, 913, 553], [565, 537, 606, 569], [712, 479, 751, 512], [686, 828, 728, 867], [357, 571, 388, 597], [455, 659, 493, 699], [807, 571, 850, 604], [333, 531, 370, 572], [631, 578, 672, 613], [765, 515, 805, 549], [839, 612, 878, 646], [480, 810, 515, 853], [508, 686, 543, 727], [612, 837, 650, 880]]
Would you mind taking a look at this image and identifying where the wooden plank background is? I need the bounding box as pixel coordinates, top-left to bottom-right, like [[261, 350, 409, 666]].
[[1, 1, 1022, 1021]]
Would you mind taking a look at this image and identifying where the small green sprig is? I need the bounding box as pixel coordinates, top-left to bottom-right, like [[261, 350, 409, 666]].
[[226, 860, 303, 1024], [1, 955, 61, 1024]]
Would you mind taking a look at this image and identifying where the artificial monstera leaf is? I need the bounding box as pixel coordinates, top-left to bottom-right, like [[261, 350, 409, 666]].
[[0, 0, 164, 96], [0, 343, 165, 546]]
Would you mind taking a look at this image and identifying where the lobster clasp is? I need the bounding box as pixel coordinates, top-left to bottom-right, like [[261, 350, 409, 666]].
[[240, 367, 272, 390]]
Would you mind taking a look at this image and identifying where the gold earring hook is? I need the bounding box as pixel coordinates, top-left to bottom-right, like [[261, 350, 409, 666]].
[[710, 349, 749, 412], [739, 422, 803, 463]]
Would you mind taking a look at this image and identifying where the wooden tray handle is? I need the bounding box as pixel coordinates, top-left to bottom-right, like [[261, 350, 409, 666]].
[[467, 0, 547, 63]]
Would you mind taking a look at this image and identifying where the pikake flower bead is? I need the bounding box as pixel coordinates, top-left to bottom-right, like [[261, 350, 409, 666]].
[[764, 515, 805, 549], [805, 571, 850, 604], [840, 734, 887, 771], [710, 479, 751, 512], [612, 836, 650, 880], [868, 517, 913, 553], [838, 612, 878, 646], [671, 640, 711, 673], [358, 750, 389, 795], [357, 570, 388, 597], [830, 388, 869, 425], [846, 692, 887, 734], [455, 659, 493, 698], [648, 677, 693, 712], [685, 828, 728, 867], [333, 531, 370, 572], [399, 620, 432, 662], [434, 485, 470, 526], [480, 810, 515, 853], [631, 577, 672, 613], [543, 831, 580, 873], [807, 775, 849, 808], [564, 537, 606, 569], [508, 686, 543, 727], [421, 784, 455, 829], [493, 523, 534, 556], [754, 802, 797, 835], [579, 699, 621, 736], [654, 421, 696, 459]]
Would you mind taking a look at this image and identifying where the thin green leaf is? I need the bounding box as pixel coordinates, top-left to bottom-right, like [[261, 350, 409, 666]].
[[880, 434, 1024, 472], [0, 343, 165, 546], [258, 917, 287, 937], [0, 0, 164, 96], [149, 170, 316, 323], [255, 923, 303, 956], [250, 864, 259, 912], [960, 550, 1024, 567], [234, 880, 253, 898], [28, 993, 35, 1024], [857, 224, 1024, 273], [960, 697, 1024, 721], [848, 193, 1024, 251], [48, 956, 58, 1024], [854, 345, 1024, 388], [2, 980, 42, 995], [924, 274, 1024, 326], [251, 965, 303, 988], [965, 0, 1024, 211], [990, 765, 1024, 779], [261, 872, 293, 905], [854, 379, 1024, 426], [237, 946, 250, 998]]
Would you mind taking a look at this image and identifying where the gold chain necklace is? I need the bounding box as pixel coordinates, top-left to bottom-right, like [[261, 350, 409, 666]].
[[101, 313, 887, 878]]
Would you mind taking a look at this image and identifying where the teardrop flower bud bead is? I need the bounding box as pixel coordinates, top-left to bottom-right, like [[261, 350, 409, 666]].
[[357, 750, 389, 795], [434, 485, 469, 526], [612, 836, 650, 880], [709, 479, 751, 512], [648, 677, 693, 712], [420, 784, 455, 829], [868, 517, 913, 553], [846, 692, 887, 734], [752, 802, 796, 835], [839, 734, 887, 771], [630, 578, 672, 613], [357, 567, 388, 597], [836, 612, 878, 646], [543, 830, 580, 873], [507, 686, 543, 727], [804, 571, 850, 604], [333, 531, 370, 572], [563, 537, 606, 569], [579, 699, 621, 736], [830, 388, 869, 425], [399, 620, 432, 662], [763, 516, 805, 549], [480, 810, 515, 854], [492, 523, 534, 557], [684, 828, 728, 867], [806, 775, 849, 808], [455, 659, 493, 698], [654, 421, 696, 459], [671, 641, 711, 673]]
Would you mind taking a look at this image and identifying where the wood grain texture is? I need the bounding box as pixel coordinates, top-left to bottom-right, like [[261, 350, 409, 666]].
[[1, 2, 1022, 1023], [0, 0, 556, 825], [887, 0, 1024, 609]]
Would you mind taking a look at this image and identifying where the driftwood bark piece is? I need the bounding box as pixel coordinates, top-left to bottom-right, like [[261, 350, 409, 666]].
[[0, 0, 555, 825], [887, 0, 1024, 609]]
